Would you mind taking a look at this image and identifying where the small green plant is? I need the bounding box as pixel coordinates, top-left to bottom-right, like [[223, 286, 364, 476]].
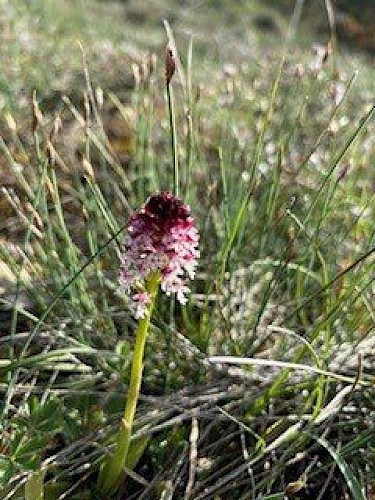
[[98, 193, 199, 493]]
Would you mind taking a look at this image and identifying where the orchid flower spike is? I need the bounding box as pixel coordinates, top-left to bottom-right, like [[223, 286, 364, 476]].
[[119, 192, 199, 318]]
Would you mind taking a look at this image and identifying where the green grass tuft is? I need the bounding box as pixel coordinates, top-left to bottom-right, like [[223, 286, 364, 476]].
[[1, 1, 375, 498]]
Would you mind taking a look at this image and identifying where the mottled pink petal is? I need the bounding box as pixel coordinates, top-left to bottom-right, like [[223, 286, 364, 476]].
[[133, 292, 151, 319]]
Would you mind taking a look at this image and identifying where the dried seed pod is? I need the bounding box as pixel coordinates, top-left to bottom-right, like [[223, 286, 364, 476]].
[[165, 44, 176, 85]]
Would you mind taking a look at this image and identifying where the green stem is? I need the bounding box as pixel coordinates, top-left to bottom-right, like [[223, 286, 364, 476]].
[[25, 470, 45, 500], [167, 82, 179, 196], [98, 273, 160, 494]]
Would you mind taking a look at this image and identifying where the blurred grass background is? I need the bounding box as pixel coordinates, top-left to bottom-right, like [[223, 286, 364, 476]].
[[0, 0, 375, 499]]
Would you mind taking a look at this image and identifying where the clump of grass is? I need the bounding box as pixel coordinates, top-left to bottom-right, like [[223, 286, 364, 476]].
[[1, 10, 375, 500]]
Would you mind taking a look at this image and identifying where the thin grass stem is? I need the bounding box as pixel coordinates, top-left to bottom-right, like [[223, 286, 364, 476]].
[[167, 81, 179, 196]]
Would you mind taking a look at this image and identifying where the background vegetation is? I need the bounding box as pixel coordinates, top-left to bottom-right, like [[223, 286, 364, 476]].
[[0, 0, 374, 498]]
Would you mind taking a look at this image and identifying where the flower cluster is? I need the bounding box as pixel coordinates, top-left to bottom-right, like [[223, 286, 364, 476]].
[[119, 192, 199, 318]]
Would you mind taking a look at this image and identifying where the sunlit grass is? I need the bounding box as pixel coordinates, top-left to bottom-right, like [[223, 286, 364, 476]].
[[1, 1, 375, 499]]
